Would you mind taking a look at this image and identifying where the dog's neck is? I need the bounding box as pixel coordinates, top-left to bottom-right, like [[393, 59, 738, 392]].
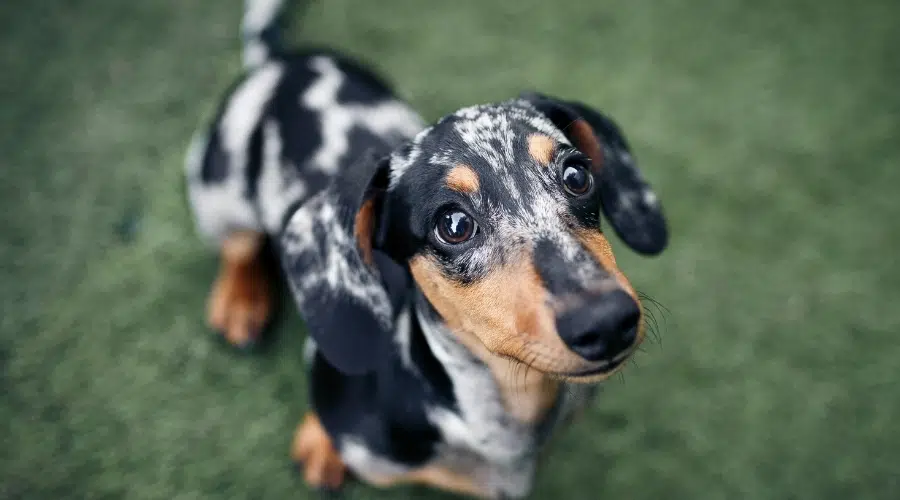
[[410, 288, 562, 426]]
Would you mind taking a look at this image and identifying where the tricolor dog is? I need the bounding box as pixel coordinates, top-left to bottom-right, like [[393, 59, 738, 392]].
[[185, 0, 668, 497]]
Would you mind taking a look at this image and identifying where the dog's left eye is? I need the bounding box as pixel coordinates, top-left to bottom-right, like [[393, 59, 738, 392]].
[[435, 209, 477, 245], [562, 161, 593, 196]]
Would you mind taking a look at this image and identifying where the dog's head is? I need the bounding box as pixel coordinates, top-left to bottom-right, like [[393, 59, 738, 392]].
[[282, 93, 668, 380]]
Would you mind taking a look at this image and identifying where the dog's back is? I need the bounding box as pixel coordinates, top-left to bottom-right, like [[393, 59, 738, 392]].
[[185, 0, 423, 247]]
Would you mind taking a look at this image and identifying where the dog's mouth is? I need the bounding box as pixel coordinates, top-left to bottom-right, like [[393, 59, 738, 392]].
[[496, 349, 632, 383], [543, 341, 641, 382], [553, 356, 628, 382], [493, 332, 641, 383]]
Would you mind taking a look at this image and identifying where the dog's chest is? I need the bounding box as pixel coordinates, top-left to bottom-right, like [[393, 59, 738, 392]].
[[425, 361, 593, 459], [426, 349, 539, 462], [414, 307, 596, 494]]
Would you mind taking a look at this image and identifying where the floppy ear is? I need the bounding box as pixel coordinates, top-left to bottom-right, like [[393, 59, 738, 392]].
[[279, 154, 398, 375], [521, 91, 669, 256]]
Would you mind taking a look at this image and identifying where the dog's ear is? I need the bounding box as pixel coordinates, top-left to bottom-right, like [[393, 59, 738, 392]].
[[521, 91, 668, 256], [280, 154, 397, 375]]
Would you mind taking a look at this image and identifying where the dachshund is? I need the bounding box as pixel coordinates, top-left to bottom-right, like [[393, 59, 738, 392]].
[[184, 0, 668, 497]]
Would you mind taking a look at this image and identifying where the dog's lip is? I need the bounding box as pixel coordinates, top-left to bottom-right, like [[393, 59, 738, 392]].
[[550, 346, 638, 379], [559, 356, 626, 378]]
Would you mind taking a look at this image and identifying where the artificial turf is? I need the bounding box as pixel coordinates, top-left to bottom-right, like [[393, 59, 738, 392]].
[[1, 0, 899, 498]]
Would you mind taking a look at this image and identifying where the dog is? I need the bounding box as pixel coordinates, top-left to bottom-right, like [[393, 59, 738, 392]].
[[184, 0, 668, 497]]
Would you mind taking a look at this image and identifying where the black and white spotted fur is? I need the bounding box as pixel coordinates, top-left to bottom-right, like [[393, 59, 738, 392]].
[[185, 1, 668, 498]]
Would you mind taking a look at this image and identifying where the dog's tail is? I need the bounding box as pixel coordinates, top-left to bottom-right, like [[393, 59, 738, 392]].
[[241, 0, 291, 70]]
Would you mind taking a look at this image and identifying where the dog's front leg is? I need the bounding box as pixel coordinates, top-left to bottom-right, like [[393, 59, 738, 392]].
[[290, 412, 347, 491]]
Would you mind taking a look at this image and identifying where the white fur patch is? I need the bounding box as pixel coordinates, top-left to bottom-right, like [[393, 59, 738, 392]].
[[221, 63, 284, 159], [242, 0, 284, 34], [392, 303, 416, 372], [339, 437, 412, 482], [302, 337, 317, 364], [185, 63, 285, 243], [453, 112, 516, 171], [184, 130, 208, 178], [387, 130, 428, 190], [257, 119, 308, 233], [241, 0, 285, 68], [302, 57, 424, 174], [242, 41, 269, 70], [453, 101, 569, 144]]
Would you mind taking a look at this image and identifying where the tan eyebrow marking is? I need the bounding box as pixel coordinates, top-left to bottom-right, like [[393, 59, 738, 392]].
[[445, 164, 480, 193], [528, 134, 556, 166]]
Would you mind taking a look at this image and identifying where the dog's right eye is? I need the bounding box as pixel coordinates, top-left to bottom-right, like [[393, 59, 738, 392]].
[[562, 161, 593, 197], [434, 209, 477, 245]]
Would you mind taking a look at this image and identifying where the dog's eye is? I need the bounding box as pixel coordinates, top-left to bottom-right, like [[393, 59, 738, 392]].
[[562, 162, 593, 196], [435, 209, 477, 245]]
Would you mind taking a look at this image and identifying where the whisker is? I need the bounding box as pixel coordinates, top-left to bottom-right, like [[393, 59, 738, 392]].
[[507, 345, 526, 402], [636, 290, 671, 346], [642, 307, 661, 344], [514, 344, 536, 402], [521, 352, 532, 390], [637, 290, 671, 315]]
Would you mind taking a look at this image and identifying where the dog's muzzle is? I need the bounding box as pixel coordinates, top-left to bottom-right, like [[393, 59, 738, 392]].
[[534, 237, 641, 364]]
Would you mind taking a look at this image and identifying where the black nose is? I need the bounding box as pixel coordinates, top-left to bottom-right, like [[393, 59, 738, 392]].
[[556, 290, 641, 362]]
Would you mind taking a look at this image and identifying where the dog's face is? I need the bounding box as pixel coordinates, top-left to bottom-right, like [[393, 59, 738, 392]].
[[282, 94, 668, 379]]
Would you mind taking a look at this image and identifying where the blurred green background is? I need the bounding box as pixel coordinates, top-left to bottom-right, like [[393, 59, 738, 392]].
[[2, 0, 898, 498]]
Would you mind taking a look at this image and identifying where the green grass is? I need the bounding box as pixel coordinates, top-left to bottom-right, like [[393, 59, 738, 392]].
[[2, 0, 899, 498]]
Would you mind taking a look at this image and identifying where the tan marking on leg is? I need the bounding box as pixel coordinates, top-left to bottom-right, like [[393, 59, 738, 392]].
[[527, 133, 556, 166], [445, 164, 480, 193], [206, 231, 272, 347], [291, 413, 346, 491]]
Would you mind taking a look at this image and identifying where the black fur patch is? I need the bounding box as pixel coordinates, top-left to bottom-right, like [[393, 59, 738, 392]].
[[272, 60, 322, 162], [333, 57, 396, 105], [309, 303, 457, 467], [345, 126, 394, 164], [199, 128, 230, 183], [244, 124, 264, 200], [198, 75, 252, 184]]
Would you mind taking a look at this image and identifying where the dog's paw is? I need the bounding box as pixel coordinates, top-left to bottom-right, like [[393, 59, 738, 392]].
[[206, 233, 272, 349], [291, 413, 347, 491]]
